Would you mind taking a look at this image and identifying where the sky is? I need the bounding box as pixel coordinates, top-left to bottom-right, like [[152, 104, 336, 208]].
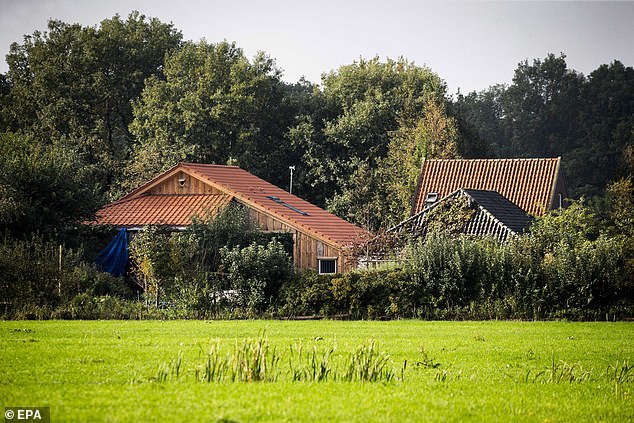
[[0, 0, 633, 94]]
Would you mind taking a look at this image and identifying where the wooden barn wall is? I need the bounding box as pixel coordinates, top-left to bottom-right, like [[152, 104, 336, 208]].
[[142, 171, 351, 273], [149, 172, 222, 195], [247, 208, 345, 273], [549, 171, 569, 211]]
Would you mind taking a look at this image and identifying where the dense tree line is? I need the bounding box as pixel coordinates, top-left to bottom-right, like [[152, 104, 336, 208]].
[[453, 53, 634, 199], [2, 14, 632, 236], [0, 13, 633, 320]]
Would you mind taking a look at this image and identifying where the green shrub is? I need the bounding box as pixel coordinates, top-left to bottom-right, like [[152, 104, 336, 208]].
[[221, 240, 293, 314], [50, 294, 149, 320], [275, 271, 336, 317], [0, 234, 85, 315]]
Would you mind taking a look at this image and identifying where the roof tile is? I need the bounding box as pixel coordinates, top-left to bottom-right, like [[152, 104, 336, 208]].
[[94, 194, 231, 227], [96, 163, 369, 248], [413, 158, 563, 216]]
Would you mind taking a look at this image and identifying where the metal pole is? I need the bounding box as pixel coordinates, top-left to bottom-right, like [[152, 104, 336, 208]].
[[289, 166, 295, 194]]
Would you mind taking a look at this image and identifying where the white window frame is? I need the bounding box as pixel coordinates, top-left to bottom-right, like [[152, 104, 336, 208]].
[[318, 257, 338, 275]]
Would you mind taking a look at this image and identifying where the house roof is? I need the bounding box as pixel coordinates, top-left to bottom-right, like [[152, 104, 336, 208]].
[[461, 189, 534, 235], [412, 158, 563, 216], [96, 163, 369, 248], [392, 189, 534, 242], [95, 194, 231, 228]]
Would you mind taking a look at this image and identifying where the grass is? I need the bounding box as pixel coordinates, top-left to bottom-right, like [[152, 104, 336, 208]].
[[0, 320, 633, 422]]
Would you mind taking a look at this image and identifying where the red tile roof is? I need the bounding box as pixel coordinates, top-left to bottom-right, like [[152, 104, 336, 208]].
[[95, 194, 231, 227], [412, 158, 564, 216], [98, 163, 369, 248]]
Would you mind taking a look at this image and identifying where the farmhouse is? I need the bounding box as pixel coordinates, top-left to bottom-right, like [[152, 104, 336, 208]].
[[391, 157, 567, 240], [93, 163, 368, 274], [391, 188, 534, 242], [412, 157, 567, 217]]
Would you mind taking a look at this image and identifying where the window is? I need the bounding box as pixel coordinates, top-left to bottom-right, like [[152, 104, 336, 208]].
[[318, 258, 337, 275], [425, 192, 438, 208], [266, 196, 310, 216]]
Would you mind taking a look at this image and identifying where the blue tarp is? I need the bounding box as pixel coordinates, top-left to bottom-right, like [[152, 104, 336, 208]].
[[95, 228, 129, 277]]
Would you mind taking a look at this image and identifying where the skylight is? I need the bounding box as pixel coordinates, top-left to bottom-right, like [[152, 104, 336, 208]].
[[266, 196, 310, 216]]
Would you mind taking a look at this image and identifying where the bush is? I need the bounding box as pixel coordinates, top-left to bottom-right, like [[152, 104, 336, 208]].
[[168, 274, 234, 319], [275, 271, 336, 317], [221, 240, 293, 314], [331, 270, 403, 319], [127, 205, 294, 313], [0, 234, 84, 315]]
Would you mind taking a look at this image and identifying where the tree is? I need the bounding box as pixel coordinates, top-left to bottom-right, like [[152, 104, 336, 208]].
[[290, 57, 448, 223], [125, 40, 296, 193], [450, 85, 506, 156], [450, 54, 634, 199], [2, 12, 182, 197], [570, 61, 634, 197], [501, 53, 584, 158], [128, 226, 173, 306], [0, 131, 100, 237], [378, 100, 461, 227]]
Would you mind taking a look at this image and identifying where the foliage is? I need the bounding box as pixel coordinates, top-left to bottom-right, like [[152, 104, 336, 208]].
[[453, 55, 634, 199], [502, 53, 584, 159], [415, 194, 476, 236], [126, 205, 293, 314], [275, 271, 336, 317], [128, 226, 174, 306], [289, 57, 452, 223], [605, 177, 634, 237], [2, 13, 182, 198], [126, 40, 296, 193], [604, 178, 634, 298], [0, 132, 100, 237], [186, 204, 268, 272], [378, 100, 461, 226], [271, 200, 632, 321], [220, 240, 293, 313], [528, 198, 599, 252], [328, 97, 465, 230], [0, 234, 128, 318], [52, 294, 142, 320]]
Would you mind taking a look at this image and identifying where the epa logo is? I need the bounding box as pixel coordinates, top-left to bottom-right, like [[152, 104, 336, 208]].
[[4, 408, 50, 422]]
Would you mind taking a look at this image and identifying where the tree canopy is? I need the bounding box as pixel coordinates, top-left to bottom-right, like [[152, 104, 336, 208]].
[[125, 40, 296, 193], [454, 54, 634, 198], [0, 13, 632, 238]]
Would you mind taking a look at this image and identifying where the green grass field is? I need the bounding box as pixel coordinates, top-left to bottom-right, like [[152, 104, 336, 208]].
[[1, 320, 633, 422]]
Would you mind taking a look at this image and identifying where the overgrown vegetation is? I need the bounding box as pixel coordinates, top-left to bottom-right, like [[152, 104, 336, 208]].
[[2, 194, 632, 320], [1, 12, 633, 321], [274, 198, 634, 320]]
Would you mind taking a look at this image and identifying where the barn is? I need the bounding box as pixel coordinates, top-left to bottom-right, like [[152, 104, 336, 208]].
[[390, 157, 568, 240], [93, 163, 369, 274], [412, 157, 568, 217]]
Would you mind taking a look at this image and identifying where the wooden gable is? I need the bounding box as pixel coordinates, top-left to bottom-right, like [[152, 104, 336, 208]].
[[148, 171, 223, 196]]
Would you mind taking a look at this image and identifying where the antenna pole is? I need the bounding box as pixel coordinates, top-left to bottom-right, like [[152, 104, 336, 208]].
[[289, 166, 295, 194]]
